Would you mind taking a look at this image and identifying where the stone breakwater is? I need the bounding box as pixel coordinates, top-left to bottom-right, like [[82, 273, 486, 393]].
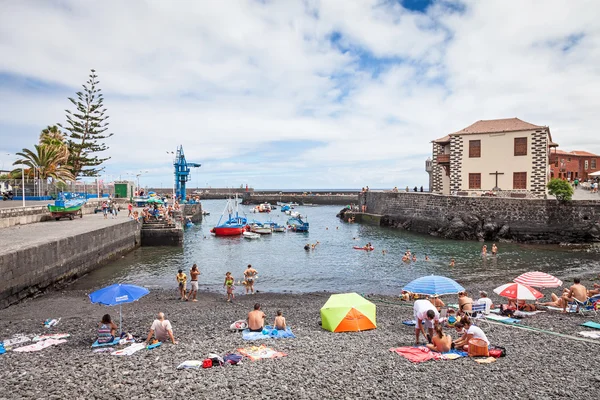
[[348, 192, 600, 243], [0, 215, 140, 309], [0, 281, 598, 399]]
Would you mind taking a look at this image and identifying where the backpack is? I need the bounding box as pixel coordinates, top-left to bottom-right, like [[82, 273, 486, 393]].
[[224, 353, 243, 365], [488, 345, 507, 358]]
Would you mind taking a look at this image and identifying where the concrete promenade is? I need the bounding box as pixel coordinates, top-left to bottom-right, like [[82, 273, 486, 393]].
[[0, 212, 131, 254]]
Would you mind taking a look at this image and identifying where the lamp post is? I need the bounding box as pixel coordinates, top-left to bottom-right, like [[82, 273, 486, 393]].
[[136, 170, 149, 194], [167, 151, 175, 199], [21, 167, 25, 207]]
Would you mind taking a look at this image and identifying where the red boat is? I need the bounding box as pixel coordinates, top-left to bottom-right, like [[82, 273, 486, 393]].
[[210, 226, 245, 236], [211, 196, 248, 237]]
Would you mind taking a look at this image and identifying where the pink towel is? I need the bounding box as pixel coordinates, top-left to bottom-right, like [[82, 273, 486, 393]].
[[13, 338, 67, 352], [389, 346, 442, 363]]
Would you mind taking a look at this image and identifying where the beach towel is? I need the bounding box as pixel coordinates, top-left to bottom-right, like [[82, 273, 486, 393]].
[[147, 342, 162, 350], [230, 320, 248, 331], [111, 343, 146, 356], [474, 357, 497, 364], [485, 314, 521, 324], [2, 336, 30, 347], [545, 306, 576, 313], [389, 346, 442, 363], [237, 345, 287, 361], [242, 326, 296, 340], [92, 348, 113, 353], [32, 333, 70, 342], [177, 360, 204, 369], [513, 310, 545, 317], [580, 321, 600, 330], [92, 337, 122, 348], [440, 349, 468, 360], [0, 343, 5, 355], [13, 338, 67, 353], [578, 331, 600, 339]]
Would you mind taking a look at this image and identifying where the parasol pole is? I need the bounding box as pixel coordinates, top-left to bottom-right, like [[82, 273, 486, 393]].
[[119, 304, 122, 335]]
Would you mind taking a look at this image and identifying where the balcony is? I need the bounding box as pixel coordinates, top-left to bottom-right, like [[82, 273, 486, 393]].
[[436, 154, 450, 164]]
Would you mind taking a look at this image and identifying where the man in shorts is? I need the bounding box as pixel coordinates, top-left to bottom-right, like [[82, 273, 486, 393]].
[[413, 299, 440, 345], [188, 264, 200, 302], [247, 303, 266, 332], [244, 264, 258, 295]]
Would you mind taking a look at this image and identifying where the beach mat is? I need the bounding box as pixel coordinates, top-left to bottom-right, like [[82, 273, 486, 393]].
[[92, 338, 121, 348], [237, 344, 286, 361], [242, 326, 296, 340], [13, 338, 67, 353], [579, 331, 600, 339], [389, 346, 467, 363], [545, 306, 576, 313], [581, 321, 600, 330], [111, 343, 146, 356], [32, 333, 70, 342], [2, 336, 30, 347], [485, 314, 521, 324]]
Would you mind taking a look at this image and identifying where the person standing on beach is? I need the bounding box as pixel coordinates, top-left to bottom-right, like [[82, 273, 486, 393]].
[[188, 264, 200, 302], [244, 264, 258, 294], [224, 272, 235, 302], [176, 269, 187, 301], [491, 243, 498, 256], [413, 299, 439, 345]]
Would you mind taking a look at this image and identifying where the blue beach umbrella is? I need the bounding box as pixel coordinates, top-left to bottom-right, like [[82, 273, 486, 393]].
[[89, 284, 150, 333], [403, 275, 465, 296]]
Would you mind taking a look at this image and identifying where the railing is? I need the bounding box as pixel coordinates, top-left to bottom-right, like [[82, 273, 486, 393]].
[[436, 154, 450, 163]]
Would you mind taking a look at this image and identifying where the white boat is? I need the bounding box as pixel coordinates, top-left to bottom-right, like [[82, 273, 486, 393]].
[[290, 211, 303, 219], [243, 231, 260, 239], [250, 223, 273, 234]]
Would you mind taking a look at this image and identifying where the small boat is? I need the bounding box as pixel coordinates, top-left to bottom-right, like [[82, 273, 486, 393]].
[[353, 246, 374, 251], [264, 221, 286, 232], [290, 211, 303, 219], [243, 231, 260, 240], [253, 203, 272, 213], [48, 194, 86, 221], [250, 222, 273, 234], [202, 210, 210, 216], [280, 205, 291, 212], [210, 196, 248, 236], [287, 216, 309, 232]]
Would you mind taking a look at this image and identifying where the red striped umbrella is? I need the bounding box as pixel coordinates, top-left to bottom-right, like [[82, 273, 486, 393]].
[[494, 282, 543, 300], [514, 271, 562, 288]]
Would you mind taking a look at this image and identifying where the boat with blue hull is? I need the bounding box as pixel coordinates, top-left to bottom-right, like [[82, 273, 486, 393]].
[[287, 217, 309, 232]]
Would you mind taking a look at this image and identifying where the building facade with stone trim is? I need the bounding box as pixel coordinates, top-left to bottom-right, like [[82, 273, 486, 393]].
[[549, 150, 600, 181], [430, 118, 557, 198]]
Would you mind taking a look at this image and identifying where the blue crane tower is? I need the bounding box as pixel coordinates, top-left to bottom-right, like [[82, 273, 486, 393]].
[[173, 145, 201, 201]]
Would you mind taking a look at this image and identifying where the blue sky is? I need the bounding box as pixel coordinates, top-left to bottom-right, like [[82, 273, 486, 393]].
[[1, 0, 599, 189]]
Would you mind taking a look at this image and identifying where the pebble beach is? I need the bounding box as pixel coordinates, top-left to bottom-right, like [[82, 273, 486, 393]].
[[1, 278, 600, 400]]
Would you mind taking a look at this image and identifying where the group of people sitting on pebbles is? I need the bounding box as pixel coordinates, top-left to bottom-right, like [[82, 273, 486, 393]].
[[403, 276, 600, 352]]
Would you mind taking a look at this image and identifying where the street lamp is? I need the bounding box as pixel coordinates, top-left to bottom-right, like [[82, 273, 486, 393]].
[[136, 170, 149, 194]]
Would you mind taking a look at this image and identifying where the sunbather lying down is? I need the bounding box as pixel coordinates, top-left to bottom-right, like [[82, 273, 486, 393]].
[[536, 289, 569, 308], [506, 299, 538, 311]]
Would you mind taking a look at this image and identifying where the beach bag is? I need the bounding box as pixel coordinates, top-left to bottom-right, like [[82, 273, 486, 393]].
[[488, 345, 506, 358], [202, 359, 212, 369], [224, 353, 243, 365], [468, 338, 489, 357]]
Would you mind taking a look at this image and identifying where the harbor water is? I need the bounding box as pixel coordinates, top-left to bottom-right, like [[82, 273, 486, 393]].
[[71, 200, 600, 295]]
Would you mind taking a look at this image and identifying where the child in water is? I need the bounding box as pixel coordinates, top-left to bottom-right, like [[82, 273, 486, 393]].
[[273, 310, 287, 330], [224, 272, 235, 302], [176, 269, 187, 301]]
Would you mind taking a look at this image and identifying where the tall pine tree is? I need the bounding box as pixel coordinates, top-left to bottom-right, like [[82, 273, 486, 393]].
[[59, 69, 113, 177]]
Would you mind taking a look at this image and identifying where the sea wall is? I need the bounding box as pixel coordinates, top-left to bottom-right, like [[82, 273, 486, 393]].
[[0, 199, 102, 229], [0, 220, 141, 308], [357, 192, 600, 243], [244, 193, 358, 205]]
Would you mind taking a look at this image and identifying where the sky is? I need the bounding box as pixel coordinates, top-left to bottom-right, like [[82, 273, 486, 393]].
[[1, 0, 600, 189]]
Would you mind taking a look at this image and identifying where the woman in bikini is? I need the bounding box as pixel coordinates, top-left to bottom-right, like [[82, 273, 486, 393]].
[[223, 272, 235, 302]]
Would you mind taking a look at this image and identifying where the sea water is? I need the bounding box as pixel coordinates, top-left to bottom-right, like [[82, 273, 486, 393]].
[[70, 199, 600, 295]]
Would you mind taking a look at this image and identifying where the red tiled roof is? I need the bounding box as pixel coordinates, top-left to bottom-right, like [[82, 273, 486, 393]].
[[553, 150, 600, 157], [432, 135, 451, 143], [451, 118, 546, 135]]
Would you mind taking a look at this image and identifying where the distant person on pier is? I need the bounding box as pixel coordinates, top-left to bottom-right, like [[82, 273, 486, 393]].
[[244, 264, 258, 295], [127, 202, 133, 218], [405, 186, 409, 192], [392, 186, 398, 193], [101, 201, 109, 219], [413, 186, 417, 192], [146, 312, 177, 344], [420, 186, 424, 192]]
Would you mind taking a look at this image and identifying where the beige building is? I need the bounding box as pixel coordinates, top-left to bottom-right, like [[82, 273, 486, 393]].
[[430, 118, 558, 198]]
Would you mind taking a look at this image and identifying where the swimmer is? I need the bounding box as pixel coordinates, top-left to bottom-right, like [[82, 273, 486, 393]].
[[449, 258, 455, 267], [425, 255, 430, 261], [481, 245, 487, 257], [304, 243, 310, 251], [412, 254, 417, 262], [491, 243, 498, 256]]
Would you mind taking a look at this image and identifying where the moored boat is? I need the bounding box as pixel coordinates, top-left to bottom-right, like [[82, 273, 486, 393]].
[[250, 221, 273, 234], [264, 221, 286, 232], [243, 231, 260, 239], [210, 196, 248, 236], [287, 216, 309, 232]]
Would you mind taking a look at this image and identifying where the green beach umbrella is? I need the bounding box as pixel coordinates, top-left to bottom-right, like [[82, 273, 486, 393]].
[[320, 293, 376, 332]]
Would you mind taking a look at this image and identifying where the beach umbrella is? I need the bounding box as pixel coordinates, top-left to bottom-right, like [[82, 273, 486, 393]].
[[493, 282, 543, 301], [146, 197, 163, 204], [320, 293, 376, 332], [402, 275, 465, 296], [89, 284, 150, 333], [513, 271, 562, 288]]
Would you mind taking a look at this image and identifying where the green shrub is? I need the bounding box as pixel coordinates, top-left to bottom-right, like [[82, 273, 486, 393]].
[[547, 178, 574, 201]]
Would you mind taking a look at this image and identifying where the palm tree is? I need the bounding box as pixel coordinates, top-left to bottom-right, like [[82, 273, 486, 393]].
[[12, 145, 75, 183], [39, 125, 69, 164]]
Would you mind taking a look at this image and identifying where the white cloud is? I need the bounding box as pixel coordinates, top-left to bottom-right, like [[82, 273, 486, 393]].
[[1, 0, 600, 189]]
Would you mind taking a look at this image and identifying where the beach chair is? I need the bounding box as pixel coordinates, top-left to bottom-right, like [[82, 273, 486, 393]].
[[465, 303, 491, 329], [571, 295, 600, 316]]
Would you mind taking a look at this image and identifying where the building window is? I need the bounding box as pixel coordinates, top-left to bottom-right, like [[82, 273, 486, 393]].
[[514, 137, 527, 156], [513, 172, 527, 189], [469, 173, 481, 189], [584, 160, 589, 170], [592, 159, 597, 169], [469, 140, 481, 158]]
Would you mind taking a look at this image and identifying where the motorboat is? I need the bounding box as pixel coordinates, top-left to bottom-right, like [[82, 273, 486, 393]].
[[264, 221, 286, 232], [243, 231, 260, 240], [287, 216, 309, 232], [250, 221, 273, 234]]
